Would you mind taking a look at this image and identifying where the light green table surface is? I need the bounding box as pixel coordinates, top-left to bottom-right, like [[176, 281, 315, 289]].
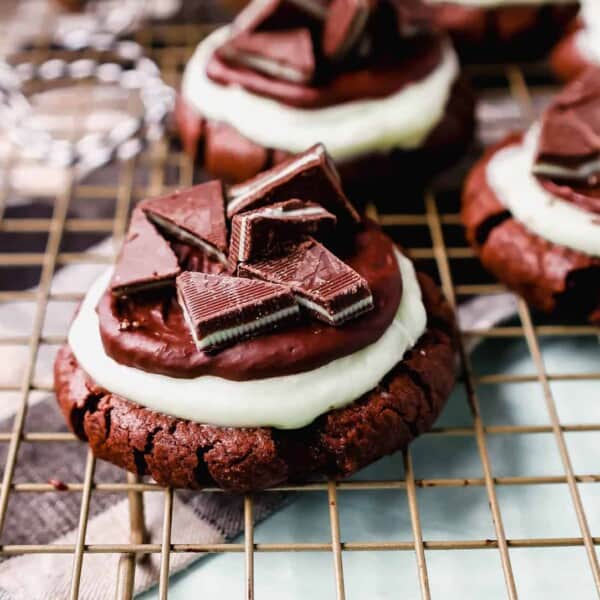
[[142, 333, 600, 599]]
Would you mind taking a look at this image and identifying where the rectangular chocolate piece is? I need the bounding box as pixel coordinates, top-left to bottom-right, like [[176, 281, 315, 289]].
[[322, 0, 373, 59], [141, 181, 228, 264], [177, 271, 299, 352], [227, 144, 360, 224], [229, 199, 336, 270], [533, 69, 600, 183], [234, 0, 328, 34], [238, 238, 373, 326], [217, 28, 315, 84], [111, 208, 180, 296]]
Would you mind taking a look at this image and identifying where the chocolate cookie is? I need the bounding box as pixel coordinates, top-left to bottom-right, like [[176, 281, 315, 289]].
[[176, 76, 475, 196], [178, 0, 475, 197], [462, 134, 600, 324], [55, 270, 456, 492], [432, 3, 579, 61], [551, 24, 597, 83]]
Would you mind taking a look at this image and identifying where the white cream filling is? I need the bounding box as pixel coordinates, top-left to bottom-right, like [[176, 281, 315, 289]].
[[426, 0, 575, 6], [576, 1, 600, 64], [486, 125, 600, 258], [181, 27, 459, 162], [188, 304, 301, 351], [295, 293, 374, 324], [68, 250, 426, 429], [533, 157, 600, 181]]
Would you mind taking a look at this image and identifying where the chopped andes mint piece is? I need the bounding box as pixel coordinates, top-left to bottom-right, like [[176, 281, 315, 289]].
[[176, 271, 299, 352], [217, 28, 315, 84], [110, 209, 180, 297], [233, 0, 328, 34], [322, 0, 374, 60], [534, 68, 600, 184], [141, 181, 228, 264], [227, 144, 360, 224], [228, 199, 336, 270], [238, 238, 373, 325]]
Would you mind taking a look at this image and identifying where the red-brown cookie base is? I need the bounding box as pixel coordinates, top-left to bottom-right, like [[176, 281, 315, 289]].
[[54, 272, 456, 492], [550, 23, 597, 82], [462, 134, 600, 324], [176, 77, 475, 199], [432, 4, 579, 61]]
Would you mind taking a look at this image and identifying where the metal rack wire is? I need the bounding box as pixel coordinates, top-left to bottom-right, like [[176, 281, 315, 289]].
[[0, 22, 598, 600]]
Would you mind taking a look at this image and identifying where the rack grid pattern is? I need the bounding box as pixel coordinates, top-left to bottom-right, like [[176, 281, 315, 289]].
[[0, 22, 598, 600]]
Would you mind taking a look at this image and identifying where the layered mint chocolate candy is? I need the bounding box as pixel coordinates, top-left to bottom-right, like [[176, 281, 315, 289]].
[[239, 238, 374, 325], [142, 181, 229, 264], [228, 199, 336, 270], [110, 209, 180, 297], [176, 272, 299, 352]]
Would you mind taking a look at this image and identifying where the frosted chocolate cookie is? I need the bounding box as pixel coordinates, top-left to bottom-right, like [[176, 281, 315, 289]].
[[54, 145, 457, 491], [428, 0, 579, 61], [551, 1, 600, 82], [462, 69, 600, 323], [177, 0, 475, 196]]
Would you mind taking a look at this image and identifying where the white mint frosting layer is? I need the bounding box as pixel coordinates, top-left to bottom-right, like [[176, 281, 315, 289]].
[[486, 125, 600, 258], [181, 27, 459, 162], [427, 0, 575, 6], [68, 251, 427, 430], [577, 1, 600, 64]]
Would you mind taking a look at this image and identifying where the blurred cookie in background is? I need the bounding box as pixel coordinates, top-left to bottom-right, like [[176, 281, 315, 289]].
[[178, 0, 476, 202], [427, 0, 580, 61], [53, 0, 243, 21], [551, 0, 600, 81]]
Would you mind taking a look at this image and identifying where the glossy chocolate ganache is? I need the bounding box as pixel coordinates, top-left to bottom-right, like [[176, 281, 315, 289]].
[[96, 145, 404, 381], [533, 68, 600, 216]]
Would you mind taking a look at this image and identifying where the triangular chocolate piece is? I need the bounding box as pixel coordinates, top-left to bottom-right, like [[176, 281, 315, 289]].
[[111, 209, 180, 296], [534, 69, 600, 184], [217, 28, 315, 84], [142, 181, 228, 264], [227, 144, 360, 224], [238, 238, 373, 325], [322, 0, 374, 60], [229, 199, 336, 271], [177, 271, 299, 351]]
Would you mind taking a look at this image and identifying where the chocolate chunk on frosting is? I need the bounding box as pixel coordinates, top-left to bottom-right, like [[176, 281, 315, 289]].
[[322, 0, 374, 60], [227, 144, 360, 224], [176, 271, 299, 352], [534, 68, 600, 184], [229, 199, 336, 271], [110, 209, 180, 297], [238, 238, 374, 325], [141, 181, 228, 264], [217, 28, 315, 84]]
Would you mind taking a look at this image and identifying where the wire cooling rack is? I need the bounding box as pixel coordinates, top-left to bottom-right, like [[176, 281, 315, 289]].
[[0, 21, 598, 600]]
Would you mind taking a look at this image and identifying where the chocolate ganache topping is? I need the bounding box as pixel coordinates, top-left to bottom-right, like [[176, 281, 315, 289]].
[[534, 68, 600, 215], [205, 0, 443, 109], [99, 144, 404, 381]]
